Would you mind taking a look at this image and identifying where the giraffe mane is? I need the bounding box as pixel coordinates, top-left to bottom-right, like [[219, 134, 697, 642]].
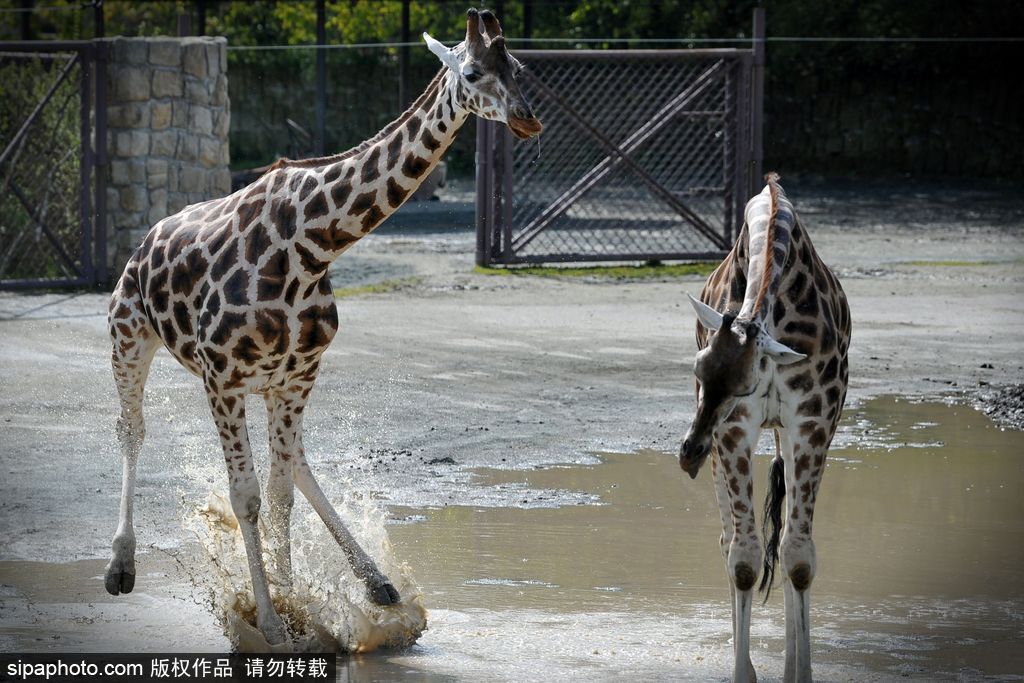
[[262, 68, 449, 175], [752, 171, 781, 317]]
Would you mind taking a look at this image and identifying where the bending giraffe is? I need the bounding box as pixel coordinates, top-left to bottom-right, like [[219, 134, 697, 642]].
[[679, 174, 851, 682], [104, 8, 541, 646]]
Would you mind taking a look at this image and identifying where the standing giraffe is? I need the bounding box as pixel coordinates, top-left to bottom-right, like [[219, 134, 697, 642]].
[[679, 174, 851, 682], [104, 8, 540, 646]]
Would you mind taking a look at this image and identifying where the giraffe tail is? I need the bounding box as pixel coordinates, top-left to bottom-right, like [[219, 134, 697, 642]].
[[759, 431, 786, 602]]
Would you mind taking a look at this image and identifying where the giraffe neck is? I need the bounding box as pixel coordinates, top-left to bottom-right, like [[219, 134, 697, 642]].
[[268, 69, 469, 280], [737, 178, 795, 323]]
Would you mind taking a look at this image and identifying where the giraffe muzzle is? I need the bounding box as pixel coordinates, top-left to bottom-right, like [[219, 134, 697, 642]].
[[508, 111, 543, 139], [679, 437, 709, 479]]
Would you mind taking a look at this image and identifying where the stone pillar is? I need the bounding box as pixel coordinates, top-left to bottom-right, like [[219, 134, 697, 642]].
[[104, 36, 231, 275]]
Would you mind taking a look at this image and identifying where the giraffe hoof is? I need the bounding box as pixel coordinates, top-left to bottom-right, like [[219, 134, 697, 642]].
[[104, 560, 135, 595], [368, 581, 401, 606]]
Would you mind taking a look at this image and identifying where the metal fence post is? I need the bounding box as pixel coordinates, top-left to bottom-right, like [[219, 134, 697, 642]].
[[723, 60, 736, 240], [486, 122, 500, 260], [94, 39, 109, 285], [399, 0, 411, 108], [500, 128, 514, 261], [475, 121, 491, 266], [751, 7, 766, 193], [314, 0, 327, 156], [731, 53, 751, 240], [79, 46, 94, 285]]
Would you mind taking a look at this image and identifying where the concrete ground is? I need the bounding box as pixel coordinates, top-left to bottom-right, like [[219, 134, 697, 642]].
[[1, 177, 1023, 562], [0, 178, 1022, 681]]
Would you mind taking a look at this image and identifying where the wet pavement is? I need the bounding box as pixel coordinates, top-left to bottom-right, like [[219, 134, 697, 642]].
[[1, 179, 1023, 680], [1, 399, 1022, 681]]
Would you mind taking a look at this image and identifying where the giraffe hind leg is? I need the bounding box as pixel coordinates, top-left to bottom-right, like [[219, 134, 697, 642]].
[[105, 288, 160, 596]]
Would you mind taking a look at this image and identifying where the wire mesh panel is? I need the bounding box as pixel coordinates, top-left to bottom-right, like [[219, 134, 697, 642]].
[[477, 49, 758, 265], [0, 42, 104, 289]]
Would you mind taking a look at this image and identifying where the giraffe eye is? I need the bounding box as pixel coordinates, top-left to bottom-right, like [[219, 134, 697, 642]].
[[464, 70, 481, 84]]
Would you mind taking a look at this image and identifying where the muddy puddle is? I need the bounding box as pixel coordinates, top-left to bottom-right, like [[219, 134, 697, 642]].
[[374, 398, 1024, 681], [2, 398, 1023, 681]]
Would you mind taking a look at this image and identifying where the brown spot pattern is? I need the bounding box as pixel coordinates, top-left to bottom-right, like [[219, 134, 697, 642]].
[[255, 309, 289, 355], [361, 205, 385, 232], [295, 243, 326, 275], [296, 305, 338, 353], [237, 199, 265, 233], [303, 192, 329, 221], [386, 177, 408, 208], [298, 176, 317, 201], [271, 198, 297, 240], [244, 223, 272, 265], [257, 249, 290, 301], [347, 191, 376, 216], [330, 181, 352, 210], [387, 133, 403, 169], [223, 269, 250, 306], [361, 147, 381, 183], [402, 153, 430, 179]]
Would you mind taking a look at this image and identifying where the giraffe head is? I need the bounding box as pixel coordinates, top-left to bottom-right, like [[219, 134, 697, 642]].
[[423, 8, 543, 139], [679, 294, 806, 479]]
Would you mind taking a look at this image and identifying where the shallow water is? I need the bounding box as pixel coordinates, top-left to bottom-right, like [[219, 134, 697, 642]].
[[373, 398, 1024, 681], [1, 398, 1022, 681], [190, 492, 427, 653]]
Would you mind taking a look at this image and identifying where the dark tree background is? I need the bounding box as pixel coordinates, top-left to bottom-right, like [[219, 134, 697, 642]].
[[4, 0, 1022, 177]]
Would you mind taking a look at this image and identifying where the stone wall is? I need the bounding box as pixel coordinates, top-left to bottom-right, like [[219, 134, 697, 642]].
[[105, 36, 230, 274]]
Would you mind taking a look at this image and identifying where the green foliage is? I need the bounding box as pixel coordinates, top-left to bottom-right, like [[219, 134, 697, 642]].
[[4, 0, 1021, 176], [333, 276, 420, 298]]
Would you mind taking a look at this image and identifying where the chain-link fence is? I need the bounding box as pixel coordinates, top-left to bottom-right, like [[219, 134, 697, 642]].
[[228, 46, 477, 175], [0, 43, 105, 288], [476, 48, 760, 265]]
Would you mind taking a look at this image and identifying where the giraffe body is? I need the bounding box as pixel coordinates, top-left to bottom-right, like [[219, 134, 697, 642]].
[[104, 8, 540, 646], [680, 175, 851, 682]]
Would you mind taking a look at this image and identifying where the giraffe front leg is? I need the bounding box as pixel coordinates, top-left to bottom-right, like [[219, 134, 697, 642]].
[[711, 450, 754, 682], [781, 424, 828, 683], [208, 390, 289, 647], [264, 395, 296, 594], [291, 452, 400, 606], [267, 376, 399, 606], [265, 458, 294, 594], [714, 421, 762, 683]]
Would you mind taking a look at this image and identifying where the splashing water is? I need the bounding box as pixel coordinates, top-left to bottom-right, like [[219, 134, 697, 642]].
[[188, 490, 427, 653]]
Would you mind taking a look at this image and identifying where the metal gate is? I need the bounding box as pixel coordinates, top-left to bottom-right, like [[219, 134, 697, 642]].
[[476, 42, 763, 266], [0, 41, 107, 289]]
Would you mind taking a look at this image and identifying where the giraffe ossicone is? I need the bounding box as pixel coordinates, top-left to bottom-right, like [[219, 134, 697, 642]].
[[103, 6, 540, 648], [679, 174, 851, 682], [686, 292, 806, 365]]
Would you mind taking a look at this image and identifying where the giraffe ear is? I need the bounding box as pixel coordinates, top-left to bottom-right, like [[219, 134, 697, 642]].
[[423, 32, 462, 73], [762, 335, 807, 365], [687, 293, 723, 331]]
